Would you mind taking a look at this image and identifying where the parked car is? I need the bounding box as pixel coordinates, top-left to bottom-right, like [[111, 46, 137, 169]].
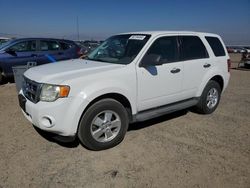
[[74, 41, 101, 58], [226, 46, 234, 53], [232, 46, 246, 53], [243, 46, 250, 53], [74, 41, 90, 58], [241, 52, 250, 68], [0, 38, 81, 83], [83, 40, 100, 53], [18, 31, 230, 150]]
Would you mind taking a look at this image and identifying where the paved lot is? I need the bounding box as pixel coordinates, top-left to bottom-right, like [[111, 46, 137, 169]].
[[0, 54, 249, 188]]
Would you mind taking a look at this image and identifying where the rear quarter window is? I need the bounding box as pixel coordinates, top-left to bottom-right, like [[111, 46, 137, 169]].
[[59, 42, 73, 50], [205, 36, 226, 57]]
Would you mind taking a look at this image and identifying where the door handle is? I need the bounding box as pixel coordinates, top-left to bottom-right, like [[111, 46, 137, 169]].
[[203, 63, 211, 68], [170, 68, 181, 73]]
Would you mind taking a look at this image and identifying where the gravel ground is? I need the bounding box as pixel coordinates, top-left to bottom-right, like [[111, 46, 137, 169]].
[[0, 54, 249, 188]]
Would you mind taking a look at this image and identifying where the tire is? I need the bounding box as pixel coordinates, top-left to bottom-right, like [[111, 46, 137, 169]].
[[244, 63, 250, 69], [0, 70, 4, 84], [194, 80, 221, 114], [78, 98, 129, 150]]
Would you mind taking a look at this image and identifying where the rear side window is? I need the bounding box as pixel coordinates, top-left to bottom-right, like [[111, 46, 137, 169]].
[[146, 36, 178, 63], [180, 36, 208, 60], [205, 36, 226, 57], [40, 40, 60, 51]]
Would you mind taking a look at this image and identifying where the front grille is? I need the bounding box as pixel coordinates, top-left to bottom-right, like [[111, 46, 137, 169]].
[[22, 77, 41, 103]]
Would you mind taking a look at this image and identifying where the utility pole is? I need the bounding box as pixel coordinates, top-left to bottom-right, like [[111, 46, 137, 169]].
[[76, 16, 80, 41]]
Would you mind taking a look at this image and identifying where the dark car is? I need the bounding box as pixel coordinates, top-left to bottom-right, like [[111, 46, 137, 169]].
[[0, 38, 81, 83]]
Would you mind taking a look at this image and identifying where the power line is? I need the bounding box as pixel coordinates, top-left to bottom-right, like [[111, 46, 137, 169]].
[[76, 16, 80, 41]]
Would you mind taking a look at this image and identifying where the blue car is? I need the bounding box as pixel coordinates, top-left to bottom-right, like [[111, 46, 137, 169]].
[[0, 38, 81, 83]]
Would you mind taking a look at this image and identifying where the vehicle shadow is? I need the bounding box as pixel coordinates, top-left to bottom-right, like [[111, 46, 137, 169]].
[[0, 77, 14, 85], [33, 109, 189, 148], [128, 109, 188, 131], [33, 126, 80, 148], [231, 67, 250, 71]]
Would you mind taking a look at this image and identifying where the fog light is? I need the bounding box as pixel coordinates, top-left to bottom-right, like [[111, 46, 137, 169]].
[[41, 116, 55, 128]]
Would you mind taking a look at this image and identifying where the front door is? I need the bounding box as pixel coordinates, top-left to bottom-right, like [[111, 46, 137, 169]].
[[136, 36, 183, 111], [3, 40, 37, 76]]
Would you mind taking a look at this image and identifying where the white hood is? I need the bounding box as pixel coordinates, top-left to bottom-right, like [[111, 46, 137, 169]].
[[24, 59, 124, 84]]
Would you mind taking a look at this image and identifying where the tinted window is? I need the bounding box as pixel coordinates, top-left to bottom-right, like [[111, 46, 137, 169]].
[[205, 36, 226, 57], [10, 40, 36, 52], [145, 36, 178, 63], [180, 36, 208, 60], [40, 40, 60, 51], [60, 42, 72, 50]]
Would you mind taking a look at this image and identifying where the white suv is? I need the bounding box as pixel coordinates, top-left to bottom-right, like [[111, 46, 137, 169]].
[[18, 31, 230, 150]]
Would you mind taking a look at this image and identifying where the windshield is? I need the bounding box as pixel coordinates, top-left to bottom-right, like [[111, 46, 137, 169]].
[[87, 34, 151, 64], [0, 39, 13, 50]]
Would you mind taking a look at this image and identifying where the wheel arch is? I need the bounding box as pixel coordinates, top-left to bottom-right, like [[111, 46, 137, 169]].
[[196, 73, 225, 97], [210, 75, 224, 91], [78, 93, 134, 126]]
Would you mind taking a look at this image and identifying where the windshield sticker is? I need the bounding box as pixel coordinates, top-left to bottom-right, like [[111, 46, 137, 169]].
[[129, 35, 146, 40]]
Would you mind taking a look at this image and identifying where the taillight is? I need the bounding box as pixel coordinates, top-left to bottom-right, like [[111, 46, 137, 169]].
[[77, 47, 82, 56], [227, 59, 231, 72]]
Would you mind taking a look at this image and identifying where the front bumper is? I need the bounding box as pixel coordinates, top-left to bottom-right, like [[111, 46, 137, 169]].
[[19, 90, 85, 136]]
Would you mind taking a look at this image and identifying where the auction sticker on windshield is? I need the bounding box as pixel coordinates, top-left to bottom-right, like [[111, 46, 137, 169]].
[[129, 35, 146, 40]]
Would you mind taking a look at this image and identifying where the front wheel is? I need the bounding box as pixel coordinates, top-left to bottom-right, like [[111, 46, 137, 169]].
[[78, 98, 129, 150], [194, 80, 221, 114]]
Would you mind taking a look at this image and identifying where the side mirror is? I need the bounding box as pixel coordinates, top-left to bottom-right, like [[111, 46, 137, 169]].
[[140, 54, 163, 67]]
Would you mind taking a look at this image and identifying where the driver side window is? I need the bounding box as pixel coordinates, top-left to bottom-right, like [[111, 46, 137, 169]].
[[146, 36, 178, 64]]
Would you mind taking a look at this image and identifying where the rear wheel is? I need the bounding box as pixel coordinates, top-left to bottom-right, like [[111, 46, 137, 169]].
[[194, 80, 221, 114], [78, 98, 129, 150]]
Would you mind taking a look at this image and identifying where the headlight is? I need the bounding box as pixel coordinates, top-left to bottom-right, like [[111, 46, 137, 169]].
[[40, 84, 70, 102]]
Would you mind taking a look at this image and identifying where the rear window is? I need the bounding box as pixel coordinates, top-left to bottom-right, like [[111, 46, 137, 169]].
[[59, 42, 72, 50], [180, 36, 208, 61], [205, 36, 226, 57]]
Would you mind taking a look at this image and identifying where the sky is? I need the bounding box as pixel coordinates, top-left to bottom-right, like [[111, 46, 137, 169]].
[[0, 0, 249, 44]]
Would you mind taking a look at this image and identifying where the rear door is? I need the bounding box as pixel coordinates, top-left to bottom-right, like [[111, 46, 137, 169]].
[[35, 40, 64, 65], [179, 35, 210, 98], [3, 40, 37, 75]]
